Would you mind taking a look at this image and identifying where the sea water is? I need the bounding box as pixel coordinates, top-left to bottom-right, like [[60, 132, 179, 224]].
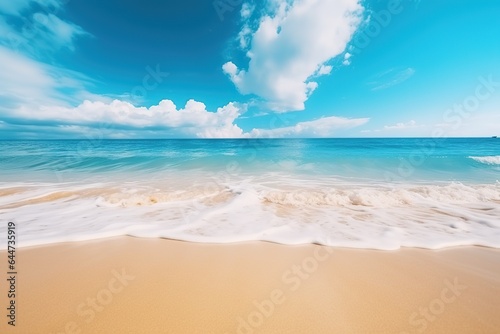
[[0, 138, 499, 250]]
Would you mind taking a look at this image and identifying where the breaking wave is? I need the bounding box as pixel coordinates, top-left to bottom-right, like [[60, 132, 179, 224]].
[[1, 180, 499, 250], [469, 156, 500, 165]]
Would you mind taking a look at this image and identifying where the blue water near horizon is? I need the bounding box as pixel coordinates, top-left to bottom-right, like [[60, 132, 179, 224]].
[[0, 138, 498, 184]]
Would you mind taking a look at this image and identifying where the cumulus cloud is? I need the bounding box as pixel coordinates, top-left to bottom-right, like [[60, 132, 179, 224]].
[[248, 115, 369, 138], [223, 0, 364, 112], [0, 0, 371, 139], [240, 2, 254, 19], [342, 52, 352, 65], [8, 99, 245, 138], [237, 25, 253, 49], [316, 65, 332, 76], [2, 96, 370, 139]]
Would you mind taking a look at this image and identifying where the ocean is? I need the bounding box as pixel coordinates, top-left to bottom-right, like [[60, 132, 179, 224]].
[[1, 138, 499, 250]]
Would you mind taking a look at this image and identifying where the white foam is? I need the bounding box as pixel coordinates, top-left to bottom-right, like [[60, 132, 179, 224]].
[[1, 179, 500, 250], [469, 156, 500, 165]]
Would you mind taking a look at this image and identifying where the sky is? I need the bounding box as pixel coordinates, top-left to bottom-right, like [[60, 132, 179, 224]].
[[0, 0, 499, 139]]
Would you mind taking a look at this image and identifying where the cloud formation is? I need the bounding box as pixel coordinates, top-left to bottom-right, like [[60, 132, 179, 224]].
[[223, 0, 364, 111], [7, 99, 244, 138], [248, 115, 369, 138], [0, 45, 97, 110], [0, 0, 60, 16], [0, 0, 89, 56], [0, 0, 373, 139], [0, 1, 96, 117], [384, 120, 417, 130], [367, 67, 416, 91], [2, 97, 369, 139], [31, 13, 89, 50], [361, 120, 423, 135]]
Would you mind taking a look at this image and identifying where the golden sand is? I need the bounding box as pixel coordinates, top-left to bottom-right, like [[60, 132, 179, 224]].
[[1, 238, 499, 333]]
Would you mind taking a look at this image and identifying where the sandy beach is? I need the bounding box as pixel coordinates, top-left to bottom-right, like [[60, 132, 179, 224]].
[[1, 0, 499, 332], [1, 238, 499, 333]]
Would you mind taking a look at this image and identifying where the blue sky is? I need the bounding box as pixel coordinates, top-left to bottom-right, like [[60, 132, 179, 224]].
[[0, 0, 499, 138]]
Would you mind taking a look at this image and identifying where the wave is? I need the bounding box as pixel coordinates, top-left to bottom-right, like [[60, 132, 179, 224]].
[[469, 156, 500, 165], [261, 183, 500, 207], [5, 182, 496, 209], [1, 181, 500, 250]]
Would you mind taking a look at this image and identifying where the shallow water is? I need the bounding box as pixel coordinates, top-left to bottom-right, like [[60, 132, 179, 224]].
[[1, 138, 499, 249]]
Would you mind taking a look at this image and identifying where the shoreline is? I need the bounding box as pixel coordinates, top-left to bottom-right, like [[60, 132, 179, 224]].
[[1, 237, 500, 333], [2, 179, 500, 251], [4, 234, 500, 252]]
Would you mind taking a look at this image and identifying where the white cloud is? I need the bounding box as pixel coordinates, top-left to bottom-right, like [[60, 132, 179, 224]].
[[384, 120, 418, 130], [1, 0, 371, 139], [223, 0, 364, 112], [247, 115, 369, 138], [31, 13, 88, 50], [0, 0, 96, 113], [4, 94, 370, 138], [0, 0, 62, 16], [367, 67, 416, 91], [9, 99, 246, 138], [360, 111, 500, 137], [237, 25, 252, 49], [0, 46, 97, 110], [361, 120, 421, 134], [316, 65, 332, 76], [0, 0, 88, 55], [342, 52, 352, 66], [240, 3, 254, 19]]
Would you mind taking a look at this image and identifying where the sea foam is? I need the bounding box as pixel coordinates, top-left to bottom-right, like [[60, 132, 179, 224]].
[[1, 179, 499, 250], [1, 139, 499, 250], [469, 156, 500, 165]]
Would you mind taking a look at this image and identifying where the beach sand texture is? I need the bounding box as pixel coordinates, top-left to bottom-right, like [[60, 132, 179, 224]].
[[1, 237, 499, 333]]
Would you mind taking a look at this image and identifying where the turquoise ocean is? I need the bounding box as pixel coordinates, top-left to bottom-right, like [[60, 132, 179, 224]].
[[1, 138, 499, 249]]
